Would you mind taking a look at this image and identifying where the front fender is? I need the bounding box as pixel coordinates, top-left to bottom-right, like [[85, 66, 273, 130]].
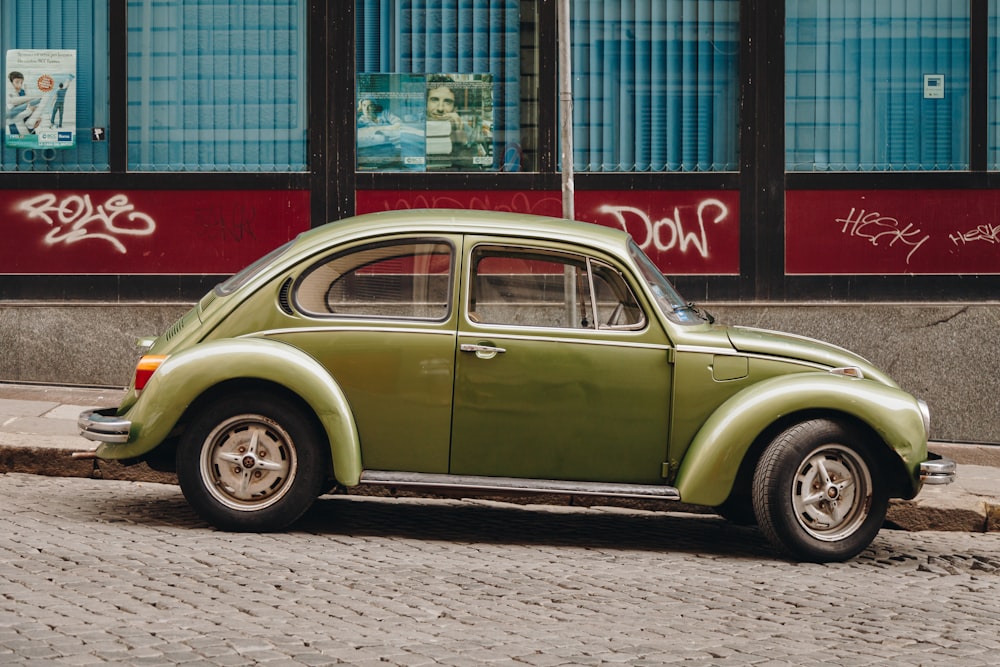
[[96, 338, 362, 486], [675, 373, 928, 506]]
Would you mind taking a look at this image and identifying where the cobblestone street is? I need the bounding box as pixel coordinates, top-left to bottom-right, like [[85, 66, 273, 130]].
[[3, 472, 1000, 665]]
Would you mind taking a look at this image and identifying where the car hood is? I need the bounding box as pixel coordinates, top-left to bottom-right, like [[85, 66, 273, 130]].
[[725, 325, 897, 387]]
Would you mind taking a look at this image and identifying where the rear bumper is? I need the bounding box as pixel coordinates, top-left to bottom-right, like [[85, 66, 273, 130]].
[[78, 407, 131, 444], [920, 452, 957, 485]]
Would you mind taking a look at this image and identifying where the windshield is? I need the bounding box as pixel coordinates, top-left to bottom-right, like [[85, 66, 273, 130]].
[[627, 240, 708, 325], [215, 240, 295, 296]]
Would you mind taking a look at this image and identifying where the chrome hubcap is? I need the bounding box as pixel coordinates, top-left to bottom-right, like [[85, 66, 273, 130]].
[[791, 444, 872, 541], [200, 414, 297, 512]]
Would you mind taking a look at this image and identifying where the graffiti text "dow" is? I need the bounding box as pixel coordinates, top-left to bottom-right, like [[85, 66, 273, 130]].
[[599, 199, 729, 259]]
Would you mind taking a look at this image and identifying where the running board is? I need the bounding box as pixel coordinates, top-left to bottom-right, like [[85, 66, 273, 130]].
[[358, 470, 681, 501]]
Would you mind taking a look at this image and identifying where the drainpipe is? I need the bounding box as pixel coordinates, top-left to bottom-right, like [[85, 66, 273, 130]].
[[558, 0, 574, 220], [558, 0, 578, 323]]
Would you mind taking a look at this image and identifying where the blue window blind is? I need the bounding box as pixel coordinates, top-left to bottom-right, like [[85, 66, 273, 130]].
[[355, 0, 523, 171], [990, 0, 1000, 170], [570, 0, 739, 173], [786, 1, 969, 172], [0, 0, 109, 172], [127, 0, 307, 172]]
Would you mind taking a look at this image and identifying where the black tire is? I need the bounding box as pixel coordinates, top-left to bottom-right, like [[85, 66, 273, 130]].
[[752, 419, 887, 563], [177, 392, 328, 531]]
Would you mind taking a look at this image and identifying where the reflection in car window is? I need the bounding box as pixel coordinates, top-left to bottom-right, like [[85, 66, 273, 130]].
[[295, 239, 453, 320], [628, 239, 707, 325], [469, 246, 644, 330]]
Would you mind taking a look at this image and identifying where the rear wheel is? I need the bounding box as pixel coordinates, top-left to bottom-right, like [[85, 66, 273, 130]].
[[752, 419, 887, 562], [177, 392, 327, 531]]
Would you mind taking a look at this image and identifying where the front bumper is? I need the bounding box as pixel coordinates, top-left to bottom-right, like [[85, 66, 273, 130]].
[[78, 407, 131, 444], [920, 452, 957, 485]]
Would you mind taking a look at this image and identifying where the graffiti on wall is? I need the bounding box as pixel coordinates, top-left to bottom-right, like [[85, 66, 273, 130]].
[[202, 202, 259, 243], [357, 189, 741, 275], [787, 190, 1000, 275], [3, 189, 311, 274], [598, 199, 730, 260], [17, 192, 157, 254], [835, 208, 930, 266], [950, 223, 1000, 246], [356, 190, 562, 217], [576, 190, 740, 274]]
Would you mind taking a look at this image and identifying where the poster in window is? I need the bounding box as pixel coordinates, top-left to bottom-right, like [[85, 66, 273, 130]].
[[424, 73, 494, 171], [5, 50, 77, 150], [357, 73, 494, 172], [356, 73, 427, 172]]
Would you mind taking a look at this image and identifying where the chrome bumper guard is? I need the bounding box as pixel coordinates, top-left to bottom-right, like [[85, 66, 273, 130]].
[[920, 453, 957, 485], [78, 407, 131, 444]]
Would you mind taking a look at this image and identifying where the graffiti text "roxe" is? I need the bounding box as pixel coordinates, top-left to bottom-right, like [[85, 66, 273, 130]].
[[18, 193, 157, 254]]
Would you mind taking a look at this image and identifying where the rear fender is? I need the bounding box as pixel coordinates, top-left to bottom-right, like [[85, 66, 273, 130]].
[[96, 338, 362, 486], [675, 373, 928, 506]]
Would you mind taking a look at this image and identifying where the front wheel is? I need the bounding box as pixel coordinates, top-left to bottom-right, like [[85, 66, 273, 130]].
[[752, 419, 887, 562], [177, 392, 328, 531]]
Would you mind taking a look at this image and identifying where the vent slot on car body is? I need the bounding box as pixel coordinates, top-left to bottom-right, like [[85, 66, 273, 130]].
[[277, 278, 295, 315], [163, 309, 196, 342]]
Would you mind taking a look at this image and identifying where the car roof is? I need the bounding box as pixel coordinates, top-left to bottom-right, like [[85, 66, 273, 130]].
[[294, 209, 633, 256]]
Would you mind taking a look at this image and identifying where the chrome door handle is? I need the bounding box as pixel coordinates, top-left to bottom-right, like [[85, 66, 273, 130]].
[[460, 343, 506, 359]]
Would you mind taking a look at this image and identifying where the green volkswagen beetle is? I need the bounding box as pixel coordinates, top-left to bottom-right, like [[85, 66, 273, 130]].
[[78, 209, 955, 562]]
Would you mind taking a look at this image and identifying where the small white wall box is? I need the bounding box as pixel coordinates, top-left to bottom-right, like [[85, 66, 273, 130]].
[[924, 74, 945, 99]]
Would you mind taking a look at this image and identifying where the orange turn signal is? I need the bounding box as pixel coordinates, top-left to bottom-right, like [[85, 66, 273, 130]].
[[134, 355, 168, 392]]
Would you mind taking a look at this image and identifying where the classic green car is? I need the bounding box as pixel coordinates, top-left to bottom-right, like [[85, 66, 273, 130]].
[[78, 209, 955, 562]]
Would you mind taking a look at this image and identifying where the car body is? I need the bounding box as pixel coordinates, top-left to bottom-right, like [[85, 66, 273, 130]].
[[79, 209, 955, 562]]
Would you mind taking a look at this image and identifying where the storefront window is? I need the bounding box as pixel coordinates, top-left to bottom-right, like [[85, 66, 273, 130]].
[[355, 0, 534, 172], [989, 1, 1000, 170], [786, 1, 969, 172], [1, 0, 109, 172], [127, 0, 308, 172], [570, 0, 740, 173]]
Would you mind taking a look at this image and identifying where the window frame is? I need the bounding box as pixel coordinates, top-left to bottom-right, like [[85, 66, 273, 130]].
[[466, 242, 646, 332], [293, 237, 456, 321]]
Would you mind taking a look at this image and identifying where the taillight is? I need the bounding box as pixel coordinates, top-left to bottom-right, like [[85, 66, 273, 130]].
[[134, 355, 168, 392]]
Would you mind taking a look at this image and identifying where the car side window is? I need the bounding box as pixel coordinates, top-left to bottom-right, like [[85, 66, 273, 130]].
[[295, 239, 453, 320], [469, 246, 645, 330], [590, 260, 645, 329]]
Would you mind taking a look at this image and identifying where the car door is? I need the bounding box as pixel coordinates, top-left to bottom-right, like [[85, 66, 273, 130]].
[[272, 235, 460, 473], [449, 239, 674, 484]]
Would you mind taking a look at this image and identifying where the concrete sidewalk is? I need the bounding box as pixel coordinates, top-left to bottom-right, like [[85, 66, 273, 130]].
[[1, 381, 998, 532]]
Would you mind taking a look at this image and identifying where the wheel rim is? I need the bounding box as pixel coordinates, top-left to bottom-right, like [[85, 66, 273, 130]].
[[790, 443, 872, 542], [199, 414, 298, 512]]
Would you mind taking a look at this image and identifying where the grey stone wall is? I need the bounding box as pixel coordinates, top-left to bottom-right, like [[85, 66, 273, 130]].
[[0, 304, 189, 388], [2, 302, 997, 443]]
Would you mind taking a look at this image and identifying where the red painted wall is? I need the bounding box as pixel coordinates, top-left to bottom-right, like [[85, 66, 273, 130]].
[[2, 190, 311, 274], [787, 190, 1000, 275], [17, 186, 996, 277], [574, 190, 739, 275], [357, 189, 741, 275]]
